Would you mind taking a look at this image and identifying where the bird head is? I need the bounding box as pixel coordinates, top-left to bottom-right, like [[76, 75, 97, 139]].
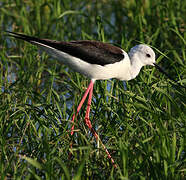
[[129, 44, 156, 66]]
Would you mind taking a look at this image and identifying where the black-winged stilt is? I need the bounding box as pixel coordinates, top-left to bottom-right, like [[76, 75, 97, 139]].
[[5, 31, 180, 168]]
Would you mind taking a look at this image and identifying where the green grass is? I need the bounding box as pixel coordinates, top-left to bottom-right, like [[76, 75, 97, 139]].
[[0, 0, 186, 179]]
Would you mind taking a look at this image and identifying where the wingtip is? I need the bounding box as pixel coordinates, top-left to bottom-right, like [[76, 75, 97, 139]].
[[4, 30, 24, 37], [3, 31, 37, 43]]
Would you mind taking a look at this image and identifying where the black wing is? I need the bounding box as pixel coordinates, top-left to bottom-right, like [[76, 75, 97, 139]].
[[5, 31, 124, 66]]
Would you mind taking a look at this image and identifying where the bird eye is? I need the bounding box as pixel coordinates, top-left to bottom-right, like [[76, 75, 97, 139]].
[[146, 54, 151, 58]]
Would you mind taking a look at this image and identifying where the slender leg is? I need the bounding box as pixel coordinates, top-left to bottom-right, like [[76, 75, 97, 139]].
[[84, 83, 117, 168], [69, 80, 93, 159], [71, 80, 94, 135], [70, 80, 117, 168], [84, 80, 94, 129]]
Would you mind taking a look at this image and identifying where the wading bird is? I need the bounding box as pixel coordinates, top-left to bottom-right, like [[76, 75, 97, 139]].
[[6, 31, 180, 168]]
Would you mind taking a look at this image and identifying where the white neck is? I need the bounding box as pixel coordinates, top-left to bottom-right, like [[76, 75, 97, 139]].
[[129, 54, 144, 80]]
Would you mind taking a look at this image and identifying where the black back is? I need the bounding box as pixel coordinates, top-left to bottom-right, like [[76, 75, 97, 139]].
[[6, 31, 125, 66]]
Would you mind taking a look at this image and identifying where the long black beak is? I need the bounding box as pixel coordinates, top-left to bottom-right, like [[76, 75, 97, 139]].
[[153, 63, 185, 88]]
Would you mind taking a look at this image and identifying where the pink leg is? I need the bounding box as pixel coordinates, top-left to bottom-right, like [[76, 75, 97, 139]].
[[84, 83, 117, 168], [70, 80, 117, 168], [71, 80, 94, 135], [84, 80, 94, 129], [69, 80, 93, 159]]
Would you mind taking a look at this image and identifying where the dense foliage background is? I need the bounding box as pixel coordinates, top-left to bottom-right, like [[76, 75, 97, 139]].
[[0, 0, 185, 179]]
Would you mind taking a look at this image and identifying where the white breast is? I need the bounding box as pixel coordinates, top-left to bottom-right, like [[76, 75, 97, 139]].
[[39, 44, 132, 80]]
